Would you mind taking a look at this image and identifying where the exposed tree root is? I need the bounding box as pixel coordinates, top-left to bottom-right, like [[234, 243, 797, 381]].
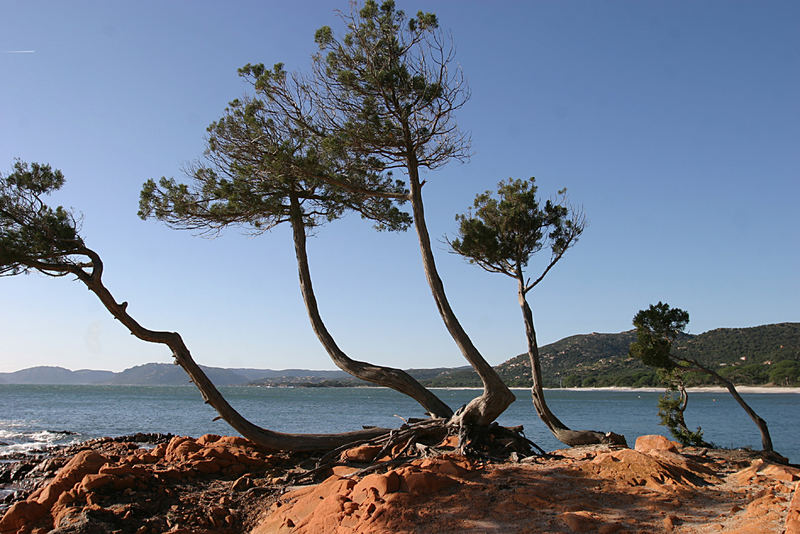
[[288, 419, 545, 486]]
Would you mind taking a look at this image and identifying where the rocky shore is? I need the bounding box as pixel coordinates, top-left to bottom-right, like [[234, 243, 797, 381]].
[[1, 433, 798, 533]]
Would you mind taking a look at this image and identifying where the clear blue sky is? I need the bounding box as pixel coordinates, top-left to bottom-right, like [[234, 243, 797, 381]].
[[1, 1, 798, 373]]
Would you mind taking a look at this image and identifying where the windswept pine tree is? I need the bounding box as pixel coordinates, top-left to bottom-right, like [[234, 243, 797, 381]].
[[449, 177, 625, 446], [147, 0, 515, 428], [139, 87, 453, 419], [631, 302, 775, 452], [304, 0, 515, 426]]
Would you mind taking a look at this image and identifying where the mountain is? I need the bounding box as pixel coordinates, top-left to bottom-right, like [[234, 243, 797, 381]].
[[416, 323, 800, 388], [106, 364, 250, 386], [2, 323, 798, 387], [0, 366, 114, 385], [0, 363, 350, 386]]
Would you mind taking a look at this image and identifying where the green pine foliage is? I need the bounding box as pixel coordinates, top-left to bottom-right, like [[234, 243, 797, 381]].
[[656, 392, 708, 447], [449, 178, 583, 278], [0, 161, 82, 276], [138, 89, 411, 234]]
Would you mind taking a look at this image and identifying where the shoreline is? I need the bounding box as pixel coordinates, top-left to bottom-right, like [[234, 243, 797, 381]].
[[2, 383, 798, 393], [429, 385, 800, 394], [3, 433, 799, 533]]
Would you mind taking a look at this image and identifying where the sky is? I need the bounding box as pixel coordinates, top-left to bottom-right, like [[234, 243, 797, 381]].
[[1, 1, 798, 374]]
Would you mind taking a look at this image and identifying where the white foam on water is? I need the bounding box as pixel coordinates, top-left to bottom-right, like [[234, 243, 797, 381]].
[[0, 425, 82, 458]]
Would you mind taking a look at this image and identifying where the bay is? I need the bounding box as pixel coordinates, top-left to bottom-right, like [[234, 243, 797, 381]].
[[1, 385, 798, 463]]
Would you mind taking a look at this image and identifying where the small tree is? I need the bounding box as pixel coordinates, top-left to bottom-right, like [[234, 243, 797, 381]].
[[656, 369, 712, 447], [139, 91, 453, 419], [1, 161, 390, 451], [631, 302, 774, 451], [450, 177, 625, 446]]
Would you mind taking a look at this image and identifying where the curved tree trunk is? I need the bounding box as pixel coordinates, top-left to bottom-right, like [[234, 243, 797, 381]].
[[405, 164, 515, 427], [675, 385, 690, 431], [680, 358, 773, 451], [288, 195, 453, 419], [517, 279, 626, 447], [67, 246, 390, 452], [663, 384, 713, 448]]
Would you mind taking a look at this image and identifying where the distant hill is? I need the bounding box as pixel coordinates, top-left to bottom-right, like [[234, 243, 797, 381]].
[[0, 366, 114, 385], [0, 363, 350, 386], [416, 323, 800, 388], [2, 323, 798, 387]]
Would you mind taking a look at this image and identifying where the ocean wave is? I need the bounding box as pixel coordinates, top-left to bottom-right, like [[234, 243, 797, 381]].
[[0, 426, 83, 457]]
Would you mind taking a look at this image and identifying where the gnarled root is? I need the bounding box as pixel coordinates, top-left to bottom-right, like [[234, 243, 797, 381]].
[[290, 419, 547, 486]]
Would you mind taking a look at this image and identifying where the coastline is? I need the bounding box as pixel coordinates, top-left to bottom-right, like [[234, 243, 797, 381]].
[[3, 433, 799, 533], [428, 386, 800, 394]]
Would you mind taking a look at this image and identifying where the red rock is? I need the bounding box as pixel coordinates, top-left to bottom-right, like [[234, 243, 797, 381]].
[[215, 436, 250, 448], [400, 471, 458, 495], [761, 463, 800, 482], [197, 433, 222, 445], [353, 471, 401, 499], [331, 465, 359, 477], [634, 434, 679, 454], [165, 437, 202, 461], [559, 511, 602, 532], [0, 500, 47, 532], [51, 505, 83, 530], [231, 475, 253, 491], [131, 451, 159, 464], [419, 457, 470, 478], [98, 464, 148, 477], [786, 481, 800, 534], [200, 446, 236, 464], [80, 473, 116, 492], [150, 442, 168, 458], [584, 448, 709, 490], [190, 458, 222, 474], [341, 444, 382, 463], [35, 450, 107, 508], [111, 475, 138, 491]]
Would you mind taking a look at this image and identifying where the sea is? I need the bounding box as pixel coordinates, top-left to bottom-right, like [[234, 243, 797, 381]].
[[1, 385, 798, 464]]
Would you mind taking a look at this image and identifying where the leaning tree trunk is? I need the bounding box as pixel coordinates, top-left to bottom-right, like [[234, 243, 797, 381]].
[[659, 384, 713, 448], [288, 195, 452, 419], [65, 246, 390, 452], [681, 358, 773, 451], [405, 160, 515, 427], [518, 280, 626, 446], [672, 385, 691, 437]]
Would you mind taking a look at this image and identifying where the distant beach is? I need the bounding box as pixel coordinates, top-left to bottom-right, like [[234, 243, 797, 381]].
[[432, 386, 800, 394]]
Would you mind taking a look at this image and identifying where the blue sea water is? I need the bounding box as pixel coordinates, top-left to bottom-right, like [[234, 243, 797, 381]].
[[1, 385, 798, 463]]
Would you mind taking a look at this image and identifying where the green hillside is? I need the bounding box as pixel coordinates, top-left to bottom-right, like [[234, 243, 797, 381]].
[[419, 323, 800, 388]]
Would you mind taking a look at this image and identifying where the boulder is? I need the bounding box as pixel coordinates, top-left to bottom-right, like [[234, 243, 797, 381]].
[[164, 436, 202, 461], [196, 433, 222, 445], [634, 434, 679, 454], [786, 481, 800, 534], [34, 450, 107, 508], [0, 500, 46, 532]]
